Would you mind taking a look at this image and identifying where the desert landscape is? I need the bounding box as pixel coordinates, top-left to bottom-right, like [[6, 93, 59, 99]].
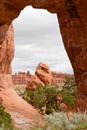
[[0, 0, 87, 130]]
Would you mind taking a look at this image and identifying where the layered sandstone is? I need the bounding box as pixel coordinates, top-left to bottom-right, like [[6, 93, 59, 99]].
[[35, 63, 55, 85], [52, 71, 73, 84], [26, 63, 55, 90], [0, 0, 87, 112], [12, 69, 73, 87], [12, 71, 32, 85], [12, 70, 73, 87]]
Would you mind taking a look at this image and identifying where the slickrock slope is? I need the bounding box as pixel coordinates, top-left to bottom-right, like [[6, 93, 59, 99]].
[[0, 24, 44, 126], [0, 0, 87, 112], [26, 63, 55, 90]]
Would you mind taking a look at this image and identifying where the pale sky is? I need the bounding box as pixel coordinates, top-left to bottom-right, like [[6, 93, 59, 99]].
[[12, 6, 73, 74]]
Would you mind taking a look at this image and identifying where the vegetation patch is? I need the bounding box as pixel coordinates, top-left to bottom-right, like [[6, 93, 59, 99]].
[[23, 85, 59, 114], [0, 103, 12, 128], [22, 76, 76, 114], [45, 112, 87, 130]]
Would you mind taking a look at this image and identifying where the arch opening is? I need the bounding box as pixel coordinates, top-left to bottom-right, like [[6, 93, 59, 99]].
[[12, 6, 73, 74]]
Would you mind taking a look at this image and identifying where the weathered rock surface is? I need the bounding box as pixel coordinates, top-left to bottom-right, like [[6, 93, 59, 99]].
[[52, 71, 73, 84], [26, 75, 44, 91], [26, 63, 55, 90], [0, 0, 87, 111], [0, 24, 14, 90], [0, 24, 45, 125], [12, 71, 32, 85], [9, 111, 33, 128], [0, 88, 44, 126], [12, 70, 73, 86], [36, 63, 55, 85]]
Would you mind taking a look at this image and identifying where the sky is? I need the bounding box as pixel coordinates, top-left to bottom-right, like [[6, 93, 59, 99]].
[[12, 6, 73, 74]]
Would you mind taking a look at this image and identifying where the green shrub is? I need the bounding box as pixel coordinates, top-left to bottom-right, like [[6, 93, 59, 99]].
[[0, 103, 12, 128], [23, 85, 59, 114], [63, 76, 76, 96], [45, 112, 69, 130], [23, 76, 76, 114], [70, 113, 87, 126], [58, 76, 76, 108], [18, 76, 76, 114], [58, 91, 76, 107]]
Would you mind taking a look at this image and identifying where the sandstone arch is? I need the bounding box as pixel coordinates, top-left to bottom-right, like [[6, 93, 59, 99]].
[[0, 0, 87, 118]]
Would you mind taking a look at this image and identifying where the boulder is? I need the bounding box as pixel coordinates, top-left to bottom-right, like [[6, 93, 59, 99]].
[[26, 63, 55, 91], [35, 63, 55, 85], [26, 75, 44, 91]]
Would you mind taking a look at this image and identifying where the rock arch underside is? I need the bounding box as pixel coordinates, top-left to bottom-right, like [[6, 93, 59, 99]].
[[0, 0, 87, 126]]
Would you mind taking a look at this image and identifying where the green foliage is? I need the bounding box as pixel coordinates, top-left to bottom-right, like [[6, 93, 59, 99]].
[[59, 91, 76, 107], [23, 85, 59, 114], [22, 76, 76, 114], [0, 103, 12, 128], [58, 76, 76, 107], [63, 76, 76, 96], [45, 112, 69, 130]]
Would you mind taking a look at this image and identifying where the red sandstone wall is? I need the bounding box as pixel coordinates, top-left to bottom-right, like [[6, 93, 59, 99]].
[[12, 70, 73, 85], [12, 71, 32, 85]]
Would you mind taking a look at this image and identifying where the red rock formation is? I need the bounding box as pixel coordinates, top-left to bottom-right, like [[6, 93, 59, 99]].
[[12, 71, 32, 85], [26, 75, 44, 91], [0, 24, 44, 125], [36, 63, 55, 85], [26, 63, 55, 91], [0, 24, 14, 90], [0, 0, 87, 112], [52, 71, 73, 84], [12, 70, 73, 86]]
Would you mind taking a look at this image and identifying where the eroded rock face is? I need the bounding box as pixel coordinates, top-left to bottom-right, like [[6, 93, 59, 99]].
[[36, 63, 55, 85], [26, 63, 55, 90], [56, 1, 87, 111], [0, 0, 87, 111], [52, 71, 73, 84], [0, 24, 14, 90], [0, 24, 45, 125], [12, 71, 32, 85], [26, 75, 44, 91]]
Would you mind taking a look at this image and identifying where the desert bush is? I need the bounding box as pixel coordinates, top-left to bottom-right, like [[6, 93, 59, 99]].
[[58, 91, 76, 107], [63, 76, 76, 96], [45, 112, 87, 130], [1, 111, 87, 130], [22, 76, 76, 114], [23, 85, 59, 114], [13, 76, 76, 115], [0, 103, 12, 128], [58, 76, 76, 108]]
